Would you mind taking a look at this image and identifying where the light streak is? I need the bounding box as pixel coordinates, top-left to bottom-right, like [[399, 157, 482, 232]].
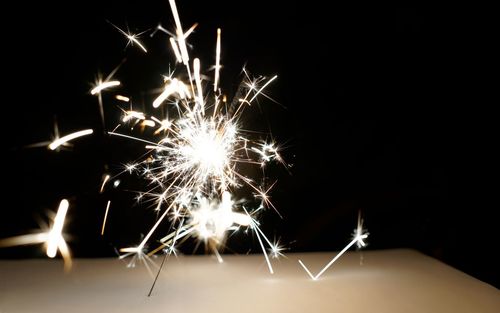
[[0, 199, 72, 270], [100, 175, 111, 193], [169, 37, 182, 63], [101, 200, 111, 235], [91, 61, 124, 127], [115, 95, 130, 102], [168, 0, 189, 65], [193, 58, 204, 111], [46, 199, 69, 258], [254, 223, 274, 274], [152, 78, 191, 108], [214, 28, 221, 92], [48, 129, 93, 150], [298, 212, 369, 280], [90, 81, 121, 95]]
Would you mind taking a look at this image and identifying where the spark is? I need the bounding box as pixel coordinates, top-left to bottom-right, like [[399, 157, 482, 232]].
[[152, 78, 191, 108], [168, 0, 189, 65], [269, 240, 286, 259], [248, 75, 278, 104], [0, 199, 72, 270], [193, 58, 204, 111], [91, 60, 124, 127], [100, 175, 111, 193], [190, 192, 251, 242], [142, 120, 156, 128], [115, 95, 130, 102], [253, 221, 274, 274], [101, 200, 111, 235], [152, 117, 172, 134], [46, 200, 69, 258], [243, 208, 280, 274], [298, 260, 316, 280], [353, 210, 369, 249], [109, 22, 148, 53], [183, 23, 199, 39], [48, 129, 93, 150], [169, 37, 182, 63], [298, 212, 369, 280], [151, 23, 173, 37], [122, 110, 145, 122], [214, 28, 221, 92], [90, 81, 121, 95], [26, 118, 69, 150], [152, 22, 197, 41]]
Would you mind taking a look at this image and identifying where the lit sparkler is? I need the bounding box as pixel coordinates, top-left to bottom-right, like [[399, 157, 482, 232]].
[[298, 212, 369, 280], [100, 0, 287, 274], [2, 0, 286, 280]]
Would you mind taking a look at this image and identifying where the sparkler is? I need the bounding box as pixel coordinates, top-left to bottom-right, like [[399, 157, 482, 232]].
[[298, 212, 369, 280], [1, 0, 286, 282], [102, 0, 286, 275]]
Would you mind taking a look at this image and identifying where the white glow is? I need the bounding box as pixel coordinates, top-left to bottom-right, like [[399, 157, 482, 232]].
[[193, 58, 204, 111], [153, 78, 190, 108], [48, 129, 93, 150], [169, 37, 183, 63], [100, 175, 110, 193], [91, 81, 120, 95], [168, 0, 189, 65], [46, 199, 69, 258], [101, 200, 111, 235], [191, 192, 249, 241], [115, 95, 130, 102], [214, 28, 221, 92]]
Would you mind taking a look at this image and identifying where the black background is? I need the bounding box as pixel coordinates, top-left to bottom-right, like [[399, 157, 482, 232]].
[[1, 2, 496, 287]]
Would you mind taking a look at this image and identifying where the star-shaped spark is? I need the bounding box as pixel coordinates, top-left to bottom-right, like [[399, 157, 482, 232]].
[[108, 21, 148, 53]]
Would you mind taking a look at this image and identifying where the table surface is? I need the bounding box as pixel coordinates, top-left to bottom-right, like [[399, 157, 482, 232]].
[[1, 249, 498, 313]]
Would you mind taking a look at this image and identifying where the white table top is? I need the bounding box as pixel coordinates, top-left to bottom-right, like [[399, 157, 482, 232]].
[[1, 249, 498, 313]]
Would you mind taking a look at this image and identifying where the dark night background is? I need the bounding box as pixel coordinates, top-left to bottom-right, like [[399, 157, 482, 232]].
[[1, 2, 496, 287]]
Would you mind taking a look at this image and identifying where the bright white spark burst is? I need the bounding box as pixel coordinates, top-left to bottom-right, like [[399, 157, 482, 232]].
[[0, 0, 286, 276], [104, 0, 287, 273]]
